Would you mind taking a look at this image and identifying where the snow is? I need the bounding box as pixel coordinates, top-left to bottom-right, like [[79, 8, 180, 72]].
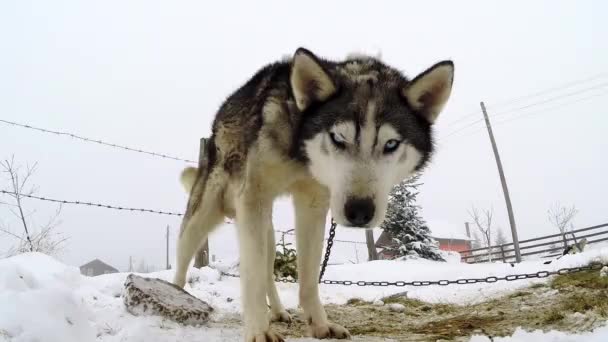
[[387, 303, 405, 312], [470, 325, 608, 342], [1, 248, 608, 341]]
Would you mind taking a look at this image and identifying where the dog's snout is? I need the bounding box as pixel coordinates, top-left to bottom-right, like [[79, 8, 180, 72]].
[[344, 197, 375, 227]]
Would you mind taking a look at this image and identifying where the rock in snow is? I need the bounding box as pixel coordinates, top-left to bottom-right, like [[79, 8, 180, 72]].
[[600, 266, 608, 278], [373, 299, 385, 306], [123, 274, 213, 325]]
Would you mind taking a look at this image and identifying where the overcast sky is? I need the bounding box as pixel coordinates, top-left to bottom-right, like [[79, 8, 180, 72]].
[[1, 1, 606, 270]]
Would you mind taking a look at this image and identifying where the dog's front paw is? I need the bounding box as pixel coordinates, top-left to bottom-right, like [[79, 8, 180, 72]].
[[308, 322, 351, 339], [247, 329, 284, 342], [270, 310, 292, 324]]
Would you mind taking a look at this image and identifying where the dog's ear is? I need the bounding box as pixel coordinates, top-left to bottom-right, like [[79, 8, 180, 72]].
[[402, 61, 454, 124], [290, 48, 337, 111]]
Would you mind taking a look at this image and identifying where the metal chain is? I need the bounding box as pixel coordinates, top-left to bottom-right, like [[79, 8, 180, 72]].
[[221, 262, 608, 287], [0, 190, 184, 217], [319, 218, 337, 282], [0, 118, 196, 163]]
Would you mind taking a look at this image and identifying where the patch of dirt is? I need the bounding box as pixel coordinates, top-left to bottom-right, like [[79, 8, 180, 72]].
[[215, 266, 608, 341]]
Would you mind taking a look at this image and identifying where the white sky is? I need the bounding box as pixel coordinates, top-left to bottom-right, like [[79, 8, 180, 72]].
[[1, 1, 607, 271]]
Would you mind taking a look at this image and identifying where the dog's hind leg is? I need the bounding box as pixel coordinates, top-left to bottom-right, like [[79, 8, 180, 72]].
[[266, 227, 291, 323], [292, 180, 350, 339], [173, 171, 224, 288]]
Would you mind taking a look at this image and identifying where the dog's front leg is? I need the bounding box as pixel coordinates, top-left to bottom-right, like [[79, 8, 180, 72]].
[[293, 183, 351, 339], [236, 193, 284, 342]]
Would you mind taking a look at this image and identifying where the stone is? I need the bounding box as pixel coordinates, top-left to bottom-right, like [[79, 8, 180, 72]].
[[123, 274, 213, 325]]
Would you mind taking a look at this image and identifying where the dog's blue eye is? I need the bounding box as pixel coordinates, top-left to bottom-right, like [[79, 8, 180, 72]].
[[383, 139, 400, 154], [329, 132, 346, 149]]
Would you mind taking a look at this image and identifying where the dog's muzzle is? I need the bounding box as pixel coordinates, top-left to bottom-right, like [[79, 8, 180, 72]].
[[343, 197, 375, 227]]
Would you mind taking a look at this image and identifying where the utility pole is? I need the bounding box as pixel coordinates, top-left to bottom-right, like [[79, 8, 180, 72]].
[[464, 222, 471, 238], [194, 138, 210, 268], [480, 102, 522, 262], [365, 230, 378, 261], [166, 225, 170, 270]]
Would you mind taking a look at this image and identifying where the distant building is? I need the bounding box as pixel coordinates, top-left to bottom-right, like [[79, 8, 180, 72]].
[[376, 219, 474, 260], [426, 219, 474, 257], [80, 259, 119, 276]]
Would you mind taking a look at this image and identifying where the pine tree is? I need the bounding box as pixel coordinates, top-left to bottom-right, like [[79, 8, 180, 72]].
[[274, 231, 298, 279], [379, 175, 444, 261]]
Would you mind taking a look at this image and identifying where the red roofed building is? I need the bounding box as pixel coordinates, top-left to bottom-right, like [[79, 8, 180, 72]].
[[376, 219, 474, 260]]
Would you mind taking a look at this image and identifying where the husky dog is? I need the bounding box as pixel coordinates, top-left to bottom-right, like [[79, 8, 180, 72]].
[[174, 48, 454, 341]]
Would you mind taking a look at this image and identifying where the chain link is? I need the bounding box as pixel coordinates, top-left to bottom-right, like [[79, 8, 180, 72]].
[[220, 262, 607, 287], [319, 218, 337, 282]]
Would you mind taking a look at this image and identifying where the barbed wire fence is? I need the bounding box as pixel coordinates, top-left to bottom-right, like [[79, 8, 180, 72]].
[[0, 118, 196, 163], [2, 188, 607, 287]]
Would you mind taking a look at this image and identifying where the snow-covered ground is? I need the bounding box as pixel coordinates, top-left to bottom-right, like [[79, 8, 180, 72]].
[[2, 248, 608, 342]]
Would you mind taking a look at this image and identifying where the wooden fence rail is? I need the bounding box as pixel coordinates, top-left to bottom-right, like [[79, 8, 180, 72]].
[[459, 223, 608, 264]]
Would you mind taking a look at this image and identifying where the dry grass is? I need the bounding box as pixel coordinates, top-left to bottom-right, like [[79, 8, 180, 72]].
[[268, 264, 608, 341]]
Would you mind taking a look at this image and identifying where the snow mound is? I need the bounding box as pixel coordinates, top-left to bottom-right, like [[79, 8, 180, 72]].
[[0, 253, 96, 342]]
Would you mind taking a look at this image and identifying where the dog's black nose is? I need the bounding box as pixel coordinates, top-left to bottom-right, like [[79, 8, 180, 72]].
[[344, 197, 375, 226]]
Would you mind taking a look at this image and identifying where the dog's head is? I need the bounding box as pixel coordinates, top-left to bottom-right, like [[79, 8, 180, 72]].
[[291, 48, 454, 228]]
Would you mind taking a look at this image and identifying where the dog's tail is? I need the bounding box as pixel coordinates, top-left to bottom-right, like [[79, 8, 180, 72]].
[[180, 167, 198, 193]]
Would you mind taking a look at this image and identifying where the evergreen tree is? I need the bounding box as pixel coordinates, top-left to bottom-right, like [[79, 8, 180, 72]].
[[379, 175, 444, 261], [274, 231, 298, 279]]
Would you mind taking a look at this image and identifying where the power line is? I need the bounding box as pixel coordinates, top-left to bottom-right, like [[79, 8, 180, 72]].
[[438, 118, 484, 140], [439, 83, 608, 140], [488, 82, 608, 119], [442, 72, 608, 128], [488, 73, 608, 109], [440, 90, 608, 143], [0, 119, 196, 164], [493, 90, 608, 126], [441, 109, 482, 128], [0, 190, 184, 217]]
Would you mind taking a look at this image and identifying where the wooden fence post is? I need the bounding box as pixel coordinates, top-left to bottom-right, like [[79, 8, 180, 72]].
[[366, 230, 379, 261], [194, 138, 210, 268], [500, 245, 506, 263]]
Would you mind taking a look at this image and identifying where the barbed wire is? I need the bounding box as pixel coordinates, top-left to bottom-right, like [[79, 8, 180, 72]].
[[0, 118, 196, 164], [5, 190, 607, 288], [0, 191, 361, 244], [221, 262, 608, 286], [275, 228, 366, 245], [0, 190, 184, 217]]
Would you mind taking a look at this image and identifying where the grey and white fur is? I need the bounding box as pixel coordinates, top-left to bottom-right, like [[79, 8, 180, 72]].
[[174, 48, 454, 341]]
